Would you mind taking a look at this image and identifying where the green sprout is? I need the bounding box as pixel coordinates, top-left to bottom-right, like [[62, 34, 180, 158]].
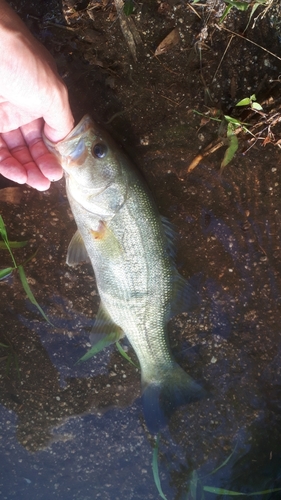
[[236, 93, 263, 112], [193, 92, 263, 170], [0, 215, 51, 324], [193, 109, 248, 169]]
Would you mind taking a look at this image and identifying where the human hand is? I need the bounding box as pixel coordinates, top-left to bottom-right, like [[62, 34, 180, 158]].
[[0, 1, 74, 190]]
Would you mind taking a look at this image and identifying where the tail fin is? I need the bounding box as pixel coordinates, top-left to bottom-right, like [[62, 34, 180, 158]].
[[141, 363, 206, 433]]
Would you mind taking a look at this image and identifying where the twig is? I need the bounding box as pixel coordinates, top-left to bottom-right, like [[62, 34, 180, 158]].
[[215, 24, 281, 63], [212, 35, 233, 83]]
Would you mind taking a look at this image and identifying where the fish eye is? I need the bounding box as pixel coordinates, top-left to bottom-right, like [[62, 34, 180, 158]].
[[92, 143, 107, 159]]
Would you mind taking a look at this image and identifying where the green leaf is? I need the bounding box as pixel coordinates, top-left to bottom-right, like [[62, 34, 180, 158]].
[[18, 264, 52, 324], [223, 0, 249, 10], [0, 342, 9, 348], [123, 0, 134, 15], [251, 102, 263, 111], [236, 97, 251, 106], [224, 115, 242, 127], [152, 435, 168, 500], [219, 4, 233, 23], [246, 2, 262, 29], [116, 341, 139, 368], [221, 134, 238, 169], [0, 240, 28, 249], [0, 267, 13, 280]]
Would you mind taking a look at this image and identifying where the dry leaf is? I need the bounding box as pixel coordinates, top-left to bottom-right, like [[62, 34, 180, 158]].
[[0, 187, 23, 204], [155, 27, 180, 56]]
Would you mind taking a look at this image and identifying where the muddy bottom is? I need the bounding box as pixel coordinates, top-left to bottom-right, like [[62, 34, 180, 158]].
[[1, 1, 281, 499]]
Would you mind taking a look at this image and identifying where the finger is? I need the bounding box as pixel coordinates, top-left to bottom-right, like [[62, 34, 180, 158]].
[[1, 126, 52, 190], [20, 119, 63, 182], [0, 135, 27, 184], [25, 161, 51, 191], [43, 84, 74, 142]]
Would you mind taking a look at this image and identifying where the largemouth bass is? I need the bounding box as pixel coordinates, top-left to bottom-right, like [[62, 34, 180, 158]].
[[44, 115, 205, 431]]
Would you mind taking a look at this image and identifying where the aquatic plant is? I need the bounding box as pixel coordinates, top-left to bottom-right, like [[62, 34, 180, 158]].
[[152, 436, 281, 499]]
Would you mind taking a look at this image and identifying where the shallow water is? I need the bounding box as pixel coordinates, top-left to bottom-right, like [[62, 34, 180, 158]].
[[1, 147, 281, 500], [2, 0, 281, 498]]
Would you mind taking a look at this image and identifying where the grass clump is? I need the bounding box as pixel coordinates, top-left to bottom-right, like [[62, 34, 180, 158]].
[[0, 215, 51, 324]]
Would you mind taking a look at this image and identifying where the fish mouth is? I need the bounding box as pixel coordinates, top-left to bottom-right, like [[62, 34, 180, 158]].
[[43, 115, 94, 157], [63, 115, 93, 142]]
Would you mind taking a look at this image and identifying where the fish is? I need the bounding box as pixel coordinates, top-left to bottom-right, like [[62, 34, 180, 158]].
[[44, 115, 206, 432]]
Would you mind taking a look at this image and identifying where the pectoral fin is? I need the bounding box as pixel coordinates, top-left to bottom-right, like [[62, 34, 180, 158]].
[[66, 230, 90, 266], [79, 302, 125, 362], [90, 221, 123, 258]]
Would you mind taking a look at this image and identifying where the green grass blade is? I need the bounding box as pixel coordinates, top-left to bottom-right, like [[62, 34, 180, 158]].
[[116, 341, 139, 368], [78, 333, 119, 363], [0, 216, 17, 267], [219, 4, 233, 23], [0, 214, 8, 239], [0, 267, 13, 280], [208, 444, 238, 476], [189, 470, 199, 499], [247, 488, 281, 496], [203, 486, 281, 496], [0, 240, 28, 249], [18, 264, 52, 324], [152, 434, 168, 500], [204, 486, 244, 495], [0, 342, 9, 348]]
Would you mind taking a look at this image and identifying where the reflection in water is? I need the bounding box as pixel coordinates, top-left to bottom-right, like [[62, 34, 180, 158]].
[[1, 156, 281, 498]]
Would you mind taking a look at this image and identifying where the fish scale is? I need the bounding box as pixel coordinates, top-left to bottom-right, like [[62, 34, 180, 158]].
[[44, 115, 206, 432]]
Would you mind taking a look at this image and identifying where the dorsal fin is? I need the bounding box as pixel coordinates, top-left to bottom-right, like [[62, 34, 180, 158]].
[[161, 216, 178, 260]]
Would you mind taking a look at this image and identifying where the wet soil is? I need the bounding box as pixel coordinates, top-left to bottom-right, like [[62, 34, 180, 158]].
[[1, 1, 281, 499]]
